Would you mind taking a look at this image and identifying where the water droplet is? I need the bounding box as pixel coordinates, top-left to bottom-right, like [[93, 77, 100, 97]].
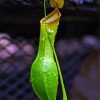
[[29, 80, 32, 83], [49, 81, 51, 84], [43, 70, 47, 73], [50, 75, 53, 78], [51, 72, 57, 77], [30, 78, 33, 83], [39, 71, 42, 74], [54, 74, 56, 77], [40, 57, 44, 61], [48, 29, 53, 35], [42, 37, 45, 42]]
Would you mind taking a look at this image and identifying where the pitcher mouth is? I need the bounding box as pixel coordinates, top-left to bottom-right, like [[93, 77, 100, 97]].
[[40, 8, 61, 24]]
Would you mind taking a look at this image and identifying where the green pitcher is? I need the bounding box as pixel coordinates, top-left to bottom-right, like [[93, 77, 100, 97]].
[[30, 9, 61, 100]]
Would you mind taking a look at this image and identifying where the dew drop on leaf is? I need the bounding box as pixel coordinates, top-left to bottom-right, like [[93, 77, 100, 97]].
[[42, 36, 45, 42], [48, 29, 53, 35]]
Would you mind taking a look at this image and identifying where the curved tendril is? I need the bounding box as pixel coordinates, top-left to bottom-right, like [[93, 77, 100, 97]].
[[47, 32, 67, 100]]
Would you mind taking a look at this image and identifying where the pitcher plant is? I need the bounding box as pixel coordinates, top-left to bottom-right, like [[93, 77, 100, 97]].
[[30, 0, 67, 100]]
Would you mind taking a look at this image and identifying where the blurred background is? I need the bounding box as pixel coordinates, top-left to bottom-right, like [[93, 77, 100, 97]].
[[0, 0, 100, 100]]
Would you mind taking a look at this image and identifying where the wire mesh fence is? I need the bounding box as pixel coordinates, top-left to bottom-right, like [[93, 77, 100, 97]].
[[0, 0, 96, 7], [0, 33, 99, 100]]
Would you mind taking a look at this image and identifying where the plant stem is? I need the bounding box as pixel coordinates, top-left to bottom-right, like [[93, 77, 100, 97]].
[[47, 32, 67, 100], [51, 45, 68, 100], [44, 0, 47, 26]]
